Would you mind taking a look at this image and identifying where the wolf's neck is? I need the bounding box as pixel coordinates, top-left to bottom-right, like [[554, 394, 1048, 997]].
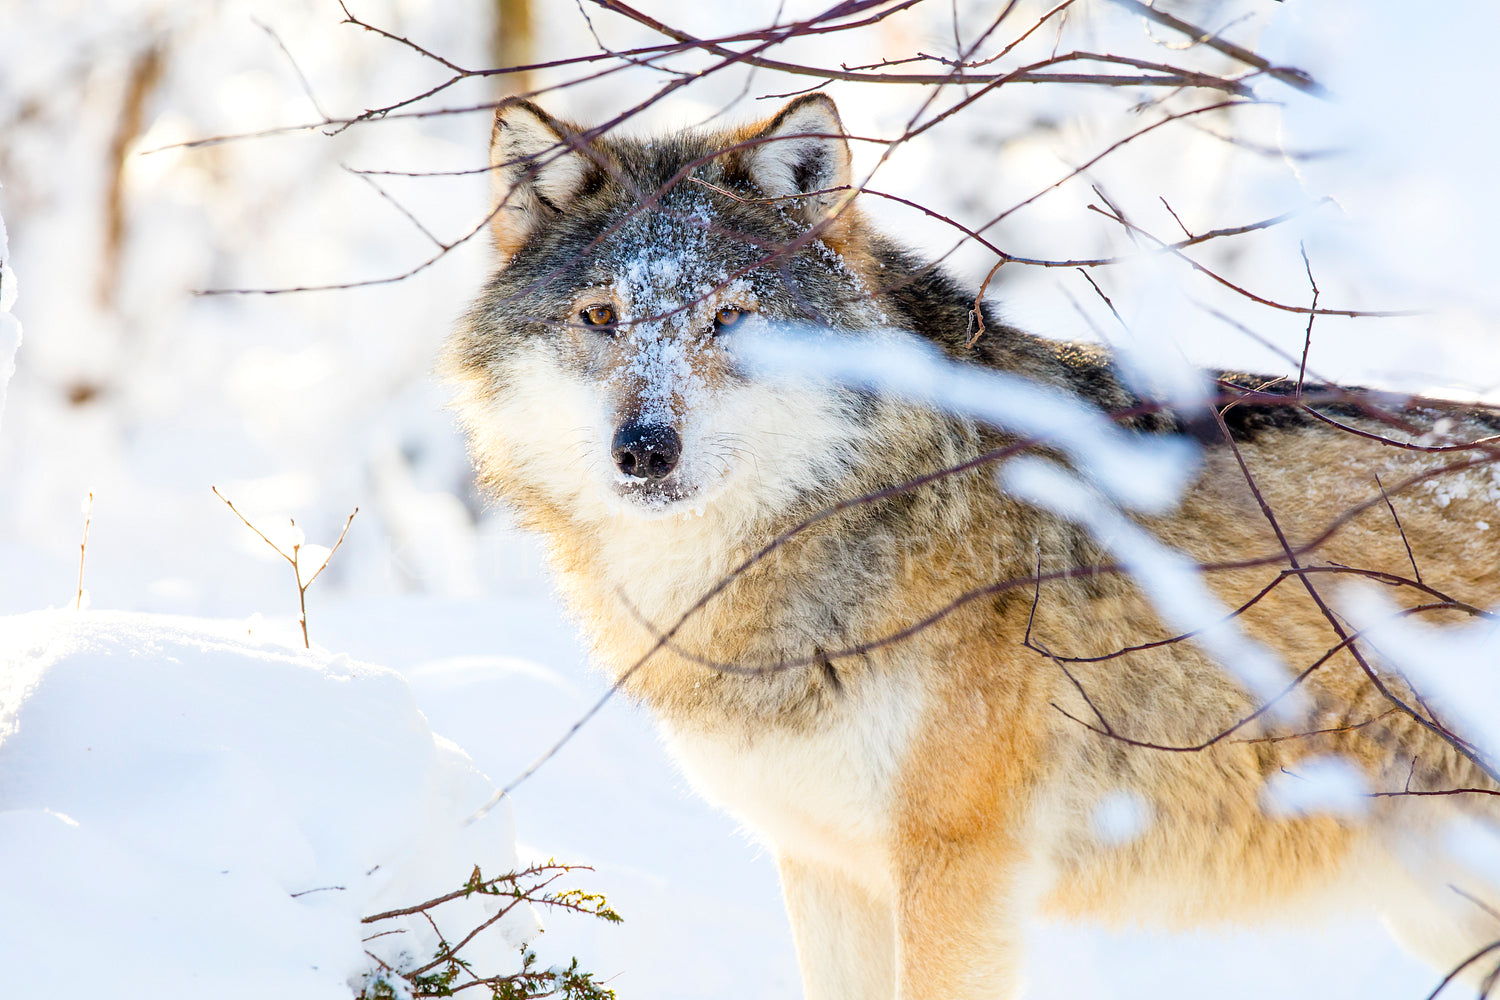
[[592, 506, 750, 630]]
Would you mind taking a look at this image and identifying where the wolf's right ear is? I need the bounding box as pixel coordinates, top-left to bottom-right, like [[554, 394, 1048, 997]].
[[489, 100, 594, 262]]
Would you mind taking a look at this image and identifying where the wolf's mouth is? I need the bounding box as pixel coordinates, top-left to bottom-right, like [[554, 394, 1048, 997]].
[[612, 476, 697, 511], [608, 418, 706, 512]]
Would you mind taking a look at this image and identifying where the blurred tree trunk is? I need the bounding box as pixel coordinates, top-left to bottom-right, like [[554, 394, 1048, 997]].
[[491, 0, 534, 95], [99, 42, 163, 309]]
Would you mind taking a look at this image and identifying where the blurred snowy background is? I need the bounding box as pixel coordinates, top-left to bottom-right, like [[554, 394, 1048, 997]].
[[2, 0, 1497, 997]]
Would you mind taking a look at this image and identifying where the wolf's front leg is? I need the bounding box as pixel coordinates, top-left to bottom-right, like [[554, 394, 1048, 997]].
[[779, 855, 897, 1000], [893, 840, 1027, 1000]]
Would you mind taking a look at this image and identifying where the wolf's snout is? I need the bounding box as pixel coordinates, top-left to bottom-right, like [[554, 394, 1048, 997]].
[[611, 421, 681, 480]]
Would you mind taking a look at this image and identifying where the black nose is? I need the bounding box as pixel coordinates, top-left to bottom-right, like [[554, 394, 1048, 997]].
[[611, 421, 681, 480]]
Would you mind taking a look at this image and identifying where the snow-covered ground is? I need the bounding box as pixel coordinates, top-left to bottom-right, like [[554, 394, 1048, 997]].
[[0, 610, 538, 997], [2, 0, 1496, 997]]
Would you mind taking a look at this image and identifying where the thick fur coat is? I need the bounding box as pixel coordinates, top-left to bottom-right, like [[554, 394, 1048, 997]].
[[441, 94, 1500, 998]]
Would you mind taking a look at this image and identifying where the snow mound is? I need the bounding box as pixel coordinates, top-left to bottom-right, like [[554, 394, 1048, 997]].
[[0, 611, 536, 1000]]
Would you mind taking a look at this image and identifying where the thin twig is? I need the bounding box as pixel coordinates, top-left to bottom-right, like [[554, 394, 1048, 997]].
[[212, 487, 358, 648], [1077, 268, 1124, 327], [254, 17, 331, 120], [1297, 242, 1318, 393], [1375, 472, 1423, 585], [966, 259, 1005, 347], [76, 491, 93, 611]]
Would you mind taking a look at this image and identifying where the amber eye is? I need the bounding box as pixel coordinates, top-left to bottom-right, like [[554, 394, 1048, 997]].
[[580, 304, 616, 329], [713, 307, 744, 334]]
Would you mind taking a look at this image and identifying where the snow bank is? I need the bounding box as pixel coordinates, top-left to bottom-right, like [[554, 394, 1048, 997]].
[[0, 611, 535, 1000]]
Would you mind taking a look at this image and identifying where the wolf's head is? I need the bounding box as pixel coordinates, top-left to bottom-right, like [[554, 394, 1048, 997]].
[[443, 95, 890, 526]]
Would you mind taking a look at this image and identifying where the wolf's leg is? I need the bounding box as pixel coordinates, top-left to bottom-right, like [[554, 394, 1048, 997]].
[[1369, 808, 1500, 989], [1382, 878, 1500, 991], [778, 855, 896, 1000], [893, 843, 1026, 1000]]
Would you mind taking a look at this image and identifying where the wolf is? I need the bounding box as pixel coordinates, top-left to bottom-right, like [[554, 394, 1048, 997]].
[[441, 93, 1500, 998]]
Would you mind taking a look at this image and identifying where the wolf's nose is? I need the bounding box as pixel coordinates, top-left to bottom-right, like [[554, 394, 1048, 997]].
[[611, 421, 681, 480]]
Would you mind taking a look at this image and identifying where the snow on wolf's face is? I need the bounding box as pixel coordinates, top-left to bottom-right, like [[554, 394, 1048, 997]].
[[541, 194, 767, 516], [445, 96, 883, 524], [479, 193, 867, 522]]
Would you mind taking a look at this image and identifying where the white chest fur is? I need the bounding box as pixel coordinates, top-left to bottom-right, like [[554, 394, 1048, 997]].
[[660, 669, 923, 891]]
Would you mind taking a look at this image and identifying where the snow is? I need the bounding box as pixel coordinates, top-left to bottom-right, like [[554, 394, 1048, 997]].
[[0, 0, 1495, 997], [1444, 817, 1500, 897], [1261, 0, 1500, 324], [1262, 755, 1372, 820], [610, 196, 745, 425], [1090, 790, 1151, 846], [1343, 589, 1500, 763], [0, 611, 534, 999], [0, 204, 19, 433], [743, 328, 1197, 513]]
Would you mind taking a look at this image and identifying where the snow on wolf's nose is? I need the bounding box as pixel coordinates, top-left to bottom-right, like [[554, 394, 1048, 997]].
[[612, 420, 681, 480]]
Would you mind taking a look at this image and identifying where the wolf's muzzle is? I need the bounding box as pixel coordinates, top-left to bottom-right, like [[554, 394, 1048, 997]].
[[611, 420, 681, 481]]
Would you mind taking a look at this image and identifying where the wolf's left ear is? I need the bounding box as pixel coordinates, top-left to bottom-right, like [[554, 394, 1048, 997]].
[[489, 100, 595, 262], [743, 93, 853, 227]]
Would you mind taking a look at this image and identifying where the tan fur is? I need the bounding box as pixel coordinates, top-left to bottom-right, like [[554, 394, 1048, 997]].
[[444, 96, 1500, 998]]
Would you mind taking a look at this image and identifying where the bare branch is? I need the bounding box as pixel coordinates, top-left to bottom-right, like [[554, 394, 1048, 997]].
[[1108, 0, 1325, 94], [1091, 202, 1421, 318]]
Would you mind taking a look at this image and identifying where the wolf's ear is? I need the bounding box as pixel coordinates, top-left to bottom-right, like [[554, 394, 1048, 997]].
[[743, 93, 853, 226], [489, 100, 593, 261]]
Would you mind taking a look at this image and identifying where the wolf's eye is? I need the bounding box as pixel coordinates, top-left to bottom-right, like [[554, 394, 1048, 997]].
[[713, 307, 744, 334], [580, 304, 616, 329]]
